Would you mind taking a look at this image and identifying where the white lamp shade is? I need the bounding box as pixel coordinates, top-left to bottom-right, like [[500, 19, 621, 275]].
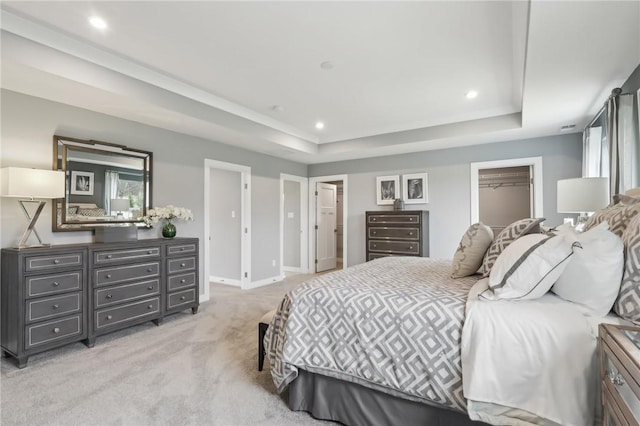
[[0, 167, 65, 199], [557, 177, 609, 213], [111, 198, 130, 211]]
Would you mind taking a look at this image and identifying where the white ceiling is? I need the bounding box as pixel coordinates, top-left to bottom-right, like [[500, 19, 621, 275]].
[[1, 1, 639, 164]]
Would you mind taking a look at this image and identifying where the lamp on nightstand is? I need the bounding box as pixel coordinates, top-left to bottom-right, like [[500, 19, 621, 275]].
[[110, 198, 130, 218], [0, 167, 65, 248], [557, 177, 609, 230]]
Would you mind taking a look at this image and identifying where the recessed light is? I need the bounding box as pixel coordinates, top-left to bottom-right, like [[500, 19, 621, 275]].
[[320, 61, 334, 71], [315, 121, 325, 130], [89, 16, 108, 30], [465, 90, 478, 99]]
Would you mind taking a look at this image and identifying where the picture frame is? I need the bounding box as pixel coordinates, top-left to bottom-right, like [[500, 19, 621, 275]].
[[402, 172, 428, 204], [70, 171, 94, 196], [376, 175, 399, 205]]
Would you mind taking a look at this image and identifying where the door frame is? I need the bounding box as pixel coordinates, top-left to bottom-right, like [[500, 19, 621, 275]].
[[279, 173, 309, 276], [203, 159, 252, 300], [470, 157, 543, 224], [308, 174, 348, 273]]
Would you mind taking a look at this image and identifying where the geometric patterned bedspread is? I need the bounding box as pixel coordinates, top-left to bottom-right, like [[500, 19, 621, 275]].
[[264, 256, 478, 412]]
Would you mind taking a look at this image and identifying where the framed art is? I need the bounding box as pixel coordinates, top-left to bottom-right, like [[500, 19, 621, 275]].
[[70, 171, 94, 195], [376, 175, 399, 205], [402, 172, 428, 204]]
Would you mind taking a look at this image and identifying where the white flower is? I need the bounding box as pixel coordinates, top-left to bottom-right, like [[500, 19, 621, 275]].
[[142, 205, 193, 227]]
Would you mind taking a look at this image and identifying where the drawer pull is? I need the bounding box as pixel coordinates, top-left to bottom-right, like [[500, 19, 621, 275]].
[[147, 268, 153, 272], [373, 244, 377, 248], [106, 274, 112, 279], [409, 246, 413, 250], [372, 231, 377, 235], [180, 247, 185, 251], [408, 232, 413, 236], [148, 304, 154, 309], [52, 304, 60, 310], [147, 285, 154, 290], [53, 259, 60, 264], [53, 327, 60, 333], [107, 255, 113, 259], [180, 279, 186, 283], [607, 370, 625, 386], [180, 296, 186, 301], [106, 294, 113, 299], [106, 315, 113, 320], [180, 263, 186, 267], [372, 218, 377, 221], [52, 282, 60, 287], [147, 250, 153, 254]]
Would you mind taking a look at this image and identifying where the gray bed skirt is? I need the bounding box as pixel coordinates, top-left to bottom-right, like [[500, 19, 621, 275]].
[[289, 369, 487, 426]]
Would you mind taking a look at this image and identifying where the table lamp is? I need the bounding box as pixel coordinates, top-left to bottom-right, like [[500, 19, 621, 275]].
[[1, 167, 65, 248], [557, 177, 609, 230], [110, 198, 130, 218]]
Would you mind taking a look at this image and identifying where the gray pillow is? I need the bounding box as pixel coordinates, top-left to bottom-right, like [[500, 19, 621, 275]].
[[614, 214, 640, 324], [584, 203, 640, 237], [480, 217, 545, 277], [78, 208, 106, 217], [451, 222, 493, 278]]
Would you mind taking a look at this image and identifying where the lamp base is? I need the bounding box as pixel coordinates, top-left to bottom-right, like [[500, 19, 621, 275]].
[[17, 200, 48, 248], [575, 213, 590, 232]]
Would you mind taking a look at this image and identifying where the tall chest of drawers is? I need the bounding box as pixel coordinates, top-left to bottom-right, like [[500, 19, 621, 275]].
[[1, 238, 199, 368], [366, 211, 429, 261]]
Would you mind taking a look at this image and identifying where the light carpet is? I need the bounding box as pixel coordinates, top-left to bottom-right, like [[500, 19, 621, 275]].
[[0, 273, 333, 426]]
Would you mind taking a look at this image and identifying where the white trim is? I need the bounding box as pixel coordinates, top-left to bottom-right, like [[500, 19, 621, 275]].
[[209, 276, 241, 287], [245, 275, 285, 290], [203, 159, 252, 301], [280, 173, 309, 277], [470, 157, 543, 224], [309, 174, 349, 273]]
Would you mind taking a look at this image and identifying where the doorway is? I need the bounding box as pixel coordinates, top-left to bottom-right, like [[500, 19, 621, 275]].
[[280, 174, 308, 276]]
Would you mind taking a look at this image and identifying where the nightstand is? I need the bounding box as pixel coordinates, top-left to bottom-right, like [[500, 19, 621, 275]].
[[599, 324, 640, 425]]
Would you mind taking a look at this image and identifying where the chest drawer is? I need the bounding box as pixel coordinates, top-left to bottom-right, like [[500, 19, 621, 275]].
[[167, 288, 197, 310], [25, 252, 83, 272], [26, 315, 82, 349], [167, 243, 197, 256], [26, 271, 82, 298], [26, 293, 82, 323], [603, 344, 640, 423], [168, 257, 196, 274], [95, 279, 160, 308], [94, 262, 160, 287], [95, 297, 160, 330], [367, 213, 421, 225], [368, 240, 420, 255], [94, 247, 160, 264], [368, 227, 420, 240], [168, 272, 196, 291]]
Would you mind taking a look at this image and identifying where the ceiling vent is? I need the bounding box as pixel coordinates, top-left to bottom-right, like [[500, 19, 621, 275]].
[[560, 124, 576, 131]]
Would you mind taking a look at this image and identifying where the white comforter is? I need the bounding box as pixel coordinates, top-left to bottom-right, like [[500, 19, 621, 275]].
[[462, 279, 628, 426]]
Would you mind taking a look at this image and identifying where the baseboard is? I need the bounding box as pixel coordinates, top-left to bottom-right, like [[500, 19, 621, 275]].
[[244, 275, 285, 290], [283, 266, 302, 273], [210, 275, 242, 287]]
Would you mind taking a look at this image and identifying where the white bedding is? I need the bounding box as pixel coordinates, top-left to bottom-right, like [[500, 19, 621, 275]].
[[462, 279, 629, 426]]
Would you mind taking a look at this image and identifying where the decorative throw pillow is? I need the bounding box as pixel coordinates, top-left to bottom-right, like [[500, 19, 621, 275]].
[[584, 203, 640, 236], [67, 206, 79, 215], [551, 221, 624, 316], [451, 223, 493, 278], [481, 234, 575, 301], [480, 217, 545, 277], [613, 194, 640, 205], [614, 214, 640, 324], [78, 208, 106, 217]]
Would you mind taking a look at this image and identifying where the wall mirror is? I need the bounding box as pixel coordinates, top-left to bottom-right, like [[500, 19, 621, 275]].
[[53, 135, 153, 231]]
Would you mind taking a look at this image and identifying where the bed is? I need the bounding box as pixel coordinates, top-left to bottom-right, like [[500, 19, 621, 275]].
[[265, 199, 640, 426]]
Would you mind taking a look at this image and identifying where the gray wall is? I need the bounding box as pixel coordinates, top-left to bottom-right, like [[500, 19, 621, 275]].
[[0, 90, 307, 294], [309, 133, 583, 263], [283, 180, 301, 268], [210, 168, 242, 280]]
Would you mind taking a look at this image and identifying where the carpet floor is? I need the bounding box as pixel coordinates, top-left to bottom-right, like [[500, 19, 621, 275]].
[[0, 273, 334, 426]]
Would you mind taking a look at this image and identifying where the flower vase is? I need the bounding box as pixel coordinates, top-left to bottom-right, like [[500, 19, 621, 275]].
[[162, 221, 176, 239]]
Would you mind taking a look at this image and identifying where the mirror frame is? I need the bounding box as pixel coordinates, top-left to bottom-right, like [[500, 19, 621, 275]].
[[52, 135, 153, 232]]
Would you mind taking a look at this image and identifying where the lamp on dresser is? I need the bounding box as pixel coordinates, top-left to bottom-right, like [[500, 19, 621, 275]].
[[557, 177, 609, 230], [0, 167, 65, 248]]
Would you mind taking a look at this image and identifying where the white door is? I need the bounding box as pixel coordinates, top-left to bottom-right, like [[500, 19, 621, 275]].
[[316, 182, 337, 272]]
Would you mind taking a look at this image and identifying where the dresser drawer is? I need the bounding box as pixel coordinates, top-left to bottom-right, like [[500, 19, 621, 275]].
[[167, 243, 197, 256], [94, 262, 160, 287], [167, 288, 197, 310], [94, 247, 160, 264], [167, 257, 196, 274], [26, 293, 82, 323], [603, 344, 640, 423], [168, 272, 196, 291], [367, 213, 421, 225], [25, 252, 83, 272], [368, 240, 420, 255], [26, 271, 82, 298], [95, 297, 160, 330], [95, 279, 160, 308], [25, 315, 82, 349], [368, 227, 419, 240]]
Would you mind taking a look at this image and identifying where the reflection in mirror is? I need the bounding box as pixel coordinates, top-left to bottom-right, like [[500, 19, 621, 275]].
[[53, 136, 152, 231]]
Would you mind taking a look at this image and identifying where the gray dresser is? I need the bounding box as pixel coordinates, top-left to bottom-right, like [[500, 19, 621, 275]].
[[1, 238, 199, 367], [365, 211, 429, 261]]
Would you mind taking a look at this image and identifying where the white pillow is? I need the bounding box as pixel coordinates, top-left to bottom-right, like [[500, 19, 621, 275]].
[[551, 221, 624, 316], [482, 233, 574, 300]]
